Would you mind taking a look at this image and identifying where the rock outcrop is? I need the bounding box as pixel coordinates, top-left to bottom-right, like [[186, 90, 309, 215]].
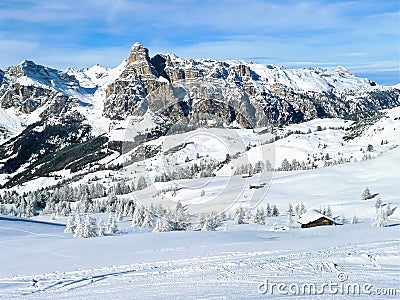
[[103, 43, 400, 127]]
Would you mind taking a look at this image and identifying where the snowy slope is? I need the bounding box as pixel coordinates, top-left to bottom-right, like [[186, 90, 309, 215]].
[[0, 107, 24, 134], [247, 64, 375, 92], [0, 146, 399, 298], [66, 60, 127, 88]]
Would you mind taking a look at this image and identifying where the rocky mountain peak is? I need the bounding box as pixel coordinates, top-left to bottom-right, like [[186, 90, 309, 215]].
[[335, 65, 354, 77], [129, 42, 150, 64]]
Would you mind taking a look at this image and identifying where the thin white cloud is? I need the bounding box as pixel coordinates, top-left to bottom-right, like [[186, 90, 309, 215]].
[[349, 61, 400, 72], [340, 53, 368, 57]]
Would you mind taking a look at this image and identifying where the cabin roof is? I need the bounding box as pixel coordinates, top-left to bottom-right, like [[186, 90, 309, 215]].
[[297, 210, 334, 224]]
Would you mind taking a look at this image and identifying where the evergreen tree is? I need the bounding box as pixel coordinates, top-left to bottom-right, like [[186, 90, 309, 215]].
[[325, 206, 332, 217], [361, 187, 371, 200], [295, 204, 300, 217], [375, 198, 382, 210], [173, 201, 190, 231], [106, 213, 118, 234], [141, 210, 154, 228], [201, 212, 222, 231], [272, 205, 279, 217], [132, 206, 144, 227], [73, 215, 84, 238], [81, 215, 98, 238], [97, 219, 105, 236], [281, 158, 290, 171], [300, 203, 307, 215], [287, 203, 294, 217], [234, 207, 245, 225], [153, 218, 172, 232], [251, 208, 266, 225], [374, 206, 388, 228], [64, 216, 76, 234], [116, 211, 123, 222], [266, 203, 272, 217]]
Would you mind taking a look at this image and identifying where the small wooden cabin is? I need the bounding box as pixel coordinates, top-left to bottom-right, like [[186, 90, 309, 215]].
[[297, 210, 335, 228]]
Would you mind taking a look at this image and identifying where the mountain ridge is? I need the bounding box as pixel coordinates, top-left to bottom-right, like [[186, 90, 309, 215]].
[[0, 43, 399, 187]]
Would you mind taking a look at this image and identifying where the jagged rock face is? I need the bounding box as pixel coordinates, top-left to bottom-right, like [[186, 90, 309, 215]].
[[103, 44, 400, 127], [0, 60, 82, 115], [0, 82, 72, 115], [128, 42, 150, 64], [104, 43, 164, 119]]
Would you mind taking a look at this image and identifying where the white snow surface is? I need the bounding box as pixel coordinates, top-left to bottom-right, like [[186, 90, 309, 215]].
[[0, 147, 399, 299]]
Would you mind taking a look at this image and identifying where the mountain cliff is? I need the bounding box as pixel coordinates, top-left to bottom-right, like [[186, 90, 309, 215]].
[[0, 43, 399, 187]]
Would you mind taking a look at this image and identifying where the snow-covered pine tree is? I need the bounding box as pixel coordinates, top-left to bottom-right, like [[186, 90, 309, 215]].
[[116, 210, 123, 222], [81, 215, 98, 238], [295, 204, 300, 217], [300, 203, 307, 215], [141, 210, 154, 228], [128, 203, 135, 217], [266, 203, 272, 217], [361, 187, 371, 200], [286, 203, 294, 226], [244, 207, 252, 220], [132, 206, 144, 227], [106, 213, 118, 234], [287, 203, 294, 217], [64, 215, 76, 234], [73, 215, 84, 238], [272, 205, 279, 217], [153, 217, 172, 232], [375, 198, 382, 210], [234, 207, 245, 225], [251, 208, 266, 225], [374, 206, 388, 228], [97, 219, 105, 236], [220, 211, 228, 221], [201, 212, 222, 231], [281, 158, 290, 171], [325, 205, 332, 217], [173, 201, 190, 231]]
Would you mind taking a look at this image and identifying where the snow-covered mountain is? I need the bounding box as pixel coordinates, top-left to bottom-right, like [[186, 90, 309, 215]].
[[0, 43, 399, 299], [0, 43, 399, 188]]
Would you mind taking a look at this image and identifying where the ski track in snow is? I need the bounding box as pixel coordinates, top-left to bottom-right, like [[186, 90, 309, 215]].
[[0, 241, 398, 299]]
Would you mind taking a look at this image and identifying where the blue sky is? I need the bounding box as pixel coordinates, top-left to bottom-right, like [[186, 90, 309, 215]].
[[0, 0, 399, 84]]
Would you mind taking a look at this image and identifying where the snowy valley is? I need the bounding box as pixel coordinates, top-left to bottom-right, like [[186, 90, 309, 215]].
[[0, 44, 399, 299]]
